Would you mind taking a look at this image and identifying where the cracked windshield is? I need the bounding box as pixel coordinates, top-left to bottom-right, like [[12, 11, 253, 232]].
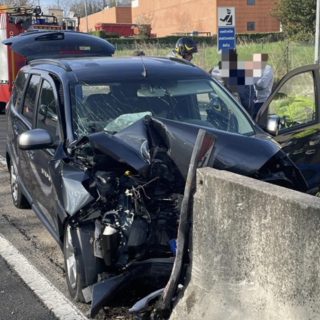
[[71, 78, 254, 138]]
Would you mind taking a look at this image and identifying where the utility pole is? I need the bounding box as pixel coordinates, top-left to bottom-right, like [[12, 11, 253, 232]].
[[84, 0, 89, 32], [315, 0, 320, 64]]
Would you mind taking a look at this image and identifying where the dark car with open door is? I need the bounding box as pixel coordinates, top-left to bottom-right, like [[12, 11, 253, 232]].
[[4, 32, 319, 317]]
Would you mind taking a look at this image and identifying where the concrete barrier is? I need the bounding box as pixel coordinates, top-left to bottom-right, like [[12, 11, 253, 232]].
[[170, 168, 320, 320]]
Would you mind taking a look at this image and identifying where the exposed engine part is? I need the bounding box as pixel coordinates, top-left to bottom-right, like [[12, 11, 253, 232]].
[[100, 224, 119, 267], [127, 218, 148, 247], [94, 220, 103, 259], [75, 143, 182, 273], [95, 171, 119, 201]]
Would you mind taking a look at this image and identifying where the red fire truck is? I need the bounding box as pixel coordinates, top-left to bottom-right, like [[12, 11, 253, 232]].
[[0, 5, 78, 112]]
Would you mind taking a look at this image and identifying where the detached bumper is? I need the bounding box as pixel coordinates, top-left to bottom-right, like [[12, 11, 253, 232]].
[[90, 258, 174, 318]]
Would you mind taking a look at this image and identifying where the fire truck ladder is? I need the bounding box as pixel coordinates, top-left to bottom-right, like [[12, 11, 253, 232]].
[[0, 5, 60, 31], [0, 5, 34, 15]]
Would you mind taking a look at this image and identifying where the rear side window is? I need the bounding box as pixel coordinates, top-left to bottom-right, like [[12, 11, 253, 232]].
[[36, 80, 58, 141], [11, 71, 28, 111], [22, 75, 41, 125]]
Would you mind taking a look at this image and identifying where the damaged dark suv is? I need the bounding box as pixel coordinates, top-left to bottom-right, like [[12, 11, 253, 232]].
[[5, 48, 311, 315]]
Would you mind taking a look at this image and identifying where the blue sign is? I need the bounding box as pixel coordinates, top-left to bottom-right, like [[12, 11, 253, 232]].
[[218, 27, 236, 52]]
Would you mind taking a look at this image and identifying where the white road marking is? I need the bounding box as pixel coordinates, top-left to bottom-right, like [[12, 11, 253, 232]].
[[0, 234, 88, 320], [0, 155, 6, 166]]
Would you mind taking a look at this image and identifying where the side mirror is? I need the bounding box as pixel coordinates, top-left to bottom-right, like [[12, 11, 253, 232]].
[[19, 129, 53, 150], [265, 115, 281, 136], [39, 104, 48, 116]]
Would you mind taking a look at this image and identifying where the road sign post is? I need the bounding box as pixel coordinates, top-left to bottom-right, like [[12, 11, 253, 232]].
[[217, 7, 236, 52], [218, 27, 235, 52]]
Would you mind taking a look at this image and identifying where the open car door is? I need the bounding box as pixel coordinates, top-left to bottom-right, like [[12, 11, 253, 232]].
[[256, 64, 320, 191], [2, 31, 115, 62]]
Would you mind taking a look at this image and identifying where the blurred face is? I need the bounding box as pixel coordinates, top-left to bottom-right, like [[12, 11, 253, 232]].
[[184, 53, 193, 61]]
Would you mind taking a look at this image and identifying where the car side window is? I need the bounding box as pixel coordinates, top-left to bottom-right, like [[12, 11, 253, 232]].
[[11, 71, 28, 111], [268, 72, 316, 131], [36, 80, 58, 141], [197, 93, 210, 120], [22, 75, 41, 125]]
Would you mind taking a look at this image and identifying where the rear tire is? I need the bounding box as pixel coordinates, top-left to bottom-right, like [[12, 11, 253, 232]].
[[10, 163, 30, 209]]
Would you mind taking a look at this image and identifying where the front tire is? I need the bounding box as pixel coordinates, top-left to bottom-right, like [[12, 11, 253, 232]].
[[10, 163, 30, 209], [63, 223, 105, 303], [63, 224, 86, 302]]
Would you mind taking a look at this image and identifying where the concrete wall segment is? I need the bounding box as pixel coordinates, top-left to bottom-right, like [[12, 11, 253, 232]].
[[170, 168, 320, 320]]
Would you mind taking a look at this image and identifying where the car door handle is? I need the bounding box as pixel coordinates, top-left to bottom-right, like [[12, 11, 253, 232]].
[[13, 124, 19, 135], [28, 150, 35, 160]]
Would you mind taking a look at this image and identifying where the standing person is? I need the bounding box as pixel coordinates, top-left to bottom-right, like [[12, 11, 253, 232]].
[[253, 57, 274, 119], [167, 37, 198, 62], [210, 64, 242, 105], [238, 84, 256, 117], [210, 48, 256, 116]]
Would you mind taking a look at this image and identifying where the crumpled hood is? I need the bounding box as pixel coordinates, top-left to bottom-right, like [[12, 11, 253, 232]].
[[83, 116, 282, 179]]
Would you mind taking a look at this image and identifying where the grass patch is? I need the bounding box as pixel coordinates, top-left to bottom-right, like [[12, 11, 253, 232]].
[[112, 41, 315, 84]]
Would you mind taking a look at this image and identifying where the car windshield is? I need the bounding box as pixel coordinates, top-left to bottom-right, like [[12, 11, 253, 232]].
[[70, 78, 254, 138]]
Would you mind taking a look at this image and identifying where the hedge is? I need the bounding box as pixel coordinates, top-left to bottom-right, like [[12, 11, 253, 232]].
[[88, 30, 119, 39], [89, 32, 285, 48]]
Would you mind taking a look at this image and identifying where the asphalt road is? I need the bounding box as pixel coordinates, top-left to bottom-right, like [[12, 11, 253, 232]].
[[0, 254, 58, 320]]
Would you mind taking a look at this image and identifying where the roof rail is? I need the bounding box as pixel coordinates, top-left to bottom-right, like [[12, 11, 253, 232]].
[[29, 59, 72, 71]]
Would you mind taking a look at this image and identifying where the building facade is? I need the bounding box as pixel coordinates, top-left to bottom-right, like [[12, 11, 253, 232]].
[[79, 0, 280, 36], [131, 0, 280, 37], [79, 7, 132, 32]]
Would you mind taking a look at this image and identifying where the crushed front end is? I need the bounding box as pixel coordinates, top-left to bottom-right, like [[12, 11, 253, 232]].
[[53, 116, 308, 317]]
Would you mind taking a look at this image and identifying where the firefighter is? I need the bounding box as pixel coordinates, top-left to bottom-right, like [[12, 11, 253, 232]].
[[168, 37, 198, 62]]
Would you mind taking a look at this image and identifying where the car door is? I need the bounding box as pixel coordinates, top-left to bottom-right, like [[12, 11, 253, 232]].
[[257, 64, 320, 191], [7, 70, 29, 172], [29, 75, 63, 234], [14, 73, 42, 199]]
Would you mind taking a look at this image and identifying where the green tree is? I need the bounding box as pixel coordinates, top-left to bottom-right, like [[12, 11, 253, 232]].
[[120, 0, 131, 6], [107, 0, 117, 7], [271, 0, 316, 41]]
